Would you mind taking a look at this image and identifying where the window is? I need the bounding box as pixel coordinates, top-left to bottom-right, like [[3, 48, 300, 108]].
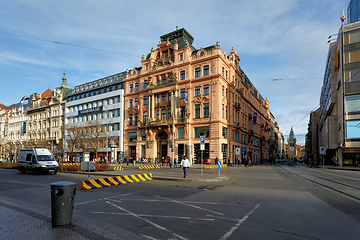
[[130, 84, 133, 93], [144, 80, 148, 89], [178, 127, 184, 139], [157, 94, 160, 103], [180, 106, 186, 119], [161, 109, 166, 120], [180, 89, 186, 99], [130, 99, 133, 108], [143, 112, 148, 123], [157, 110, 160, 120], [226, 106, 228, 120], [203, 85, 209, 95], [222, 67, 224, 77], [180, 54, 183, 61], [129, 132, 137, 142], [222, 86, 224, 96], [195, 68, 201, 78], [203, 65, 209, 76], [168, 109, 171, 119], [195, 104, 200, 118], [144, 96, 148, 105], [162, 93, 166, 102], [194, 126, 209, 138], [180, 70, 185, 80], [195, 86, 201, 96], [222, 104, 224, 118], [203, 103, 209, 118], [162, 76, 167, 85], [129, 114, 133, 125], [135, 98, 138, 107], [222, 127, 227, 138], [135, 83, 139, 91], [135, 113, 138, 125], [141, 130, 146, 141]]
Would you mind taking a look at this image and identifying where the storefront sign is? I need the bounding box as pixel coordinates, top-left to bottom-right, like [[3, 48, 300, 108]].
[[78, 106, 103, 115], [343, 148, 360, 153]]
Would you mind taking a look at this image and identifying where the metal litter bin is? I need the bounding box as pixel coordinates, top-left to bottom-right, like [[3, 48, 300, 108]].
[[50, 181, 76, 227]]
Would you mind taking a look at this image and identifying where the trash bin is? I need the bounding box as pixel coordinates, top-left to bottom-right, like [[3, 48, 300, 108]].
[[50, 181, 76, 227]]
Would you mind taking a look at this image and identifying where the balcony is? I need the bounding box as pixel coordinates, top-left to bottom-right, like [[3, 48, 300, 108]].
[[234, 102, 241, 110], [156, 101, 171, 108]]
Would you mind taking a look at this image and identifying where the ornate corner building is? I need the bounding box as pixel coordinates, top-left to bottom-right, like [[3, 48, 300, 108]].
[[124, 28, 275, 164]]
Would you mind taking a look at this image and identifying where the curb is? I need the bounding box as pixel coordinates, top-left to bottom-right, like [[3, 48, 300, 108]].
[[80, 173, 153, 190], [153, 176, 229, 182]]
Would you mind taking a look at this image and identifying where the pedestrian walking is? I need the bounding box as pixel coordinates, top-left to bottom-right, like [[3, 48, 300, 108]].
[[333, 156, 337, 167], [174, 158, 177, 168], [162, 157, 165, 166], [180, 157, 191, 178], [227, 158, 232, 167]]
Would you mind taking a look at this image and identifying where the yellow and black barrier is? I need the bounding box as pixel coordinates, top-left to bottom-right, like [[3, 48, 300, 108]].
[[80, 173, 153, 190], [113, 166, 124, 171], [138, 165, 163, 170], [59, 163, 81, 166], [204, 164, 228, 169]]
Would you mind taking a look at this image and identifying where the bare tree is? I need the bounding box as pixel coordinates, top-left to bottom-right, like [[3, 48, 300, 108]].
[[84, 120, 106, 160], [65, 124, 84, 162]]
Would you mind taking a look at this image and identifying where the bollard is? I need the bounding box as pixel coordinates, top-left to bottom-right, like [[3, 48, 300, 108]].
[[50, 181, 76, 227]]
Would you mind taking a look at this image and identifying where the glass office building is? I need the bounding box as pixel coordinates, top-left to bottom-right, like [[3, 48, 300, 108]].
[[348, 0, 360, 24]]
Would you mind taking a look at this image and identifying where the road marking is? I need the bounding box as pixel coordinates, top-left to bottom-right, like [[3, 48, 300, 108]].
[[74, 191, 139, 206], [91, 211, 215, 221], [106, 201, 188, 240], [219, 204, 260, 240], [155, 195, 224, 216]]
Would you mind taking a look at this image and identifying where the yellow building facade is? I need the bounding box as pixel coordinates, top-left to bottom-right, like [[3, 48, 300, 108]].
[[124, 28, 274, 164]]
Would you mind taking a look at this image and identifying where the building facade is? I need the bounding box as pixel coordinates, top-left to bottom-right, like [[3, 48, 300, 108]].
[[65, 72, 125, 162], [26, 73, 71, 160], [123, 28, 275, 164]]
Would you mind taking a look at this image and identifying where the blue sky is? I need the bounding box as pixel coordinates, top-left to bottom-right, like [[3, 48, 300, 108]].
[[0, 0, 350, 145]]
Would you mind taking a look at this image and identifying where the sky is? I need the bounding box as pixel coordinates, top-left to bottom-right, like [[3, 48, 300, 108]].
[[0, 0, 350, 145]]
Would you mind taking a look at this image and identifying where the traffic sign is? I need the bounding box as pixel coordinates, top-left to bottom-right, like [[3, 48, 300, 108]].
[[320, 147, 326, 155], [235, 148, 240, 155], [218, 160, 222, 170], [200, 136, 205, 150]]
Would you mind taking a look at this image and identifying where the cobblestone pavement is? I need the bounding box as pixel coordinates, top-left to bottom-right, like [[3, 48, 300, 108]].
[[0, 198, 124, 240]]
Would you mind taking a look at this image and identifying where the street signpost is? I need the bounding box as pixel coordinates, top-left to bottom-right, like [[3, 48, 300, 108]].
[[81, 161, 96, 180], [200, 136, 205, 175], [320, 146, 326, 166], [235, 148, 240, 165], [218, 160, 222, 178]]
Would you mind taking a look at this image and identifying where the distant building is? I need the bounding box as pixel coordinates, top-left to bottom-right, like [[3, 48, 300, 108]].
[[286, 127, 297, 160], [26, 73, 71, 160]]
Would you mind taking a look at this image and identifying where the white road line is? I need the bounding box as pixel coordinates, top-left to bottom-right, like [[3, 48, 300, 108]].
[[74, 191, 139, 206], [106, 201, 188, 240], [219, 204, 260, 240], [155, 195, 224, 216], [108, 198, 239, 206], [91, 211, 214, 221]]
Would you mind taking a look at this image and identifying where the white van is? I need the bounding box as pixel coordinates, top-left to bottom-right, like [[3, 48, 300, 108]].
[[17, 147, 59, 174]]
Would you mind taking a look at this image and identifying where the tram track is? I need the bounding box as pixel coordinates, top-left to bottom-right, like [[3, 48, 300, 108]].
[[278, 164, 360, 204]]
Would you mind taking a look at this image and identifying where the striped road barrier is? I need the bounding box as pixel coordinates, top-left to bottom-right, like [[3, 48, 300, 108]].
[[204, 164, 228, 169], [113, 166, 124, 171], [138, 165, 163, 170], [59, 163, 81, 166], [80, 173, 153, 190]]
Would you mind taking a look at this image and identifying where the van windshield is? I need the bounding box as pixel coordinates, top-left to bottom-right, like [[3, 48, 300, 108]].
[[37, 155, 55, 161]]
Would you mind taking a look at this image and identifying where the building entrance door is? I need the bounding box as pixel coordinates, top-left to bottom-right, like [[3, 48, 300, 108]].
[[157, 131, 168, 161]]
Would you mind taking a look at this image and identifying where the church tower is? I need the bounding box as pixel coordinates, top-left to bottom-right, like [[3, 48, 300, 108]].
[[287, 126, 297, 160]]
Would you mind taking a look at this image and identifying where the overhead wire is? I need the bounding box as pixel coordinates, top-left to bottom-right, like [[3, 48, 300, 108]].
[[0, 31, 140, 57]]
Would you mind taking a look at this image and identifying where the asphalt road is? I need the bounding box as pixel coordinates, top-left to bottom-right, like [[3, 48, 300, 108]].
[[1, 162, 359, 240]]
